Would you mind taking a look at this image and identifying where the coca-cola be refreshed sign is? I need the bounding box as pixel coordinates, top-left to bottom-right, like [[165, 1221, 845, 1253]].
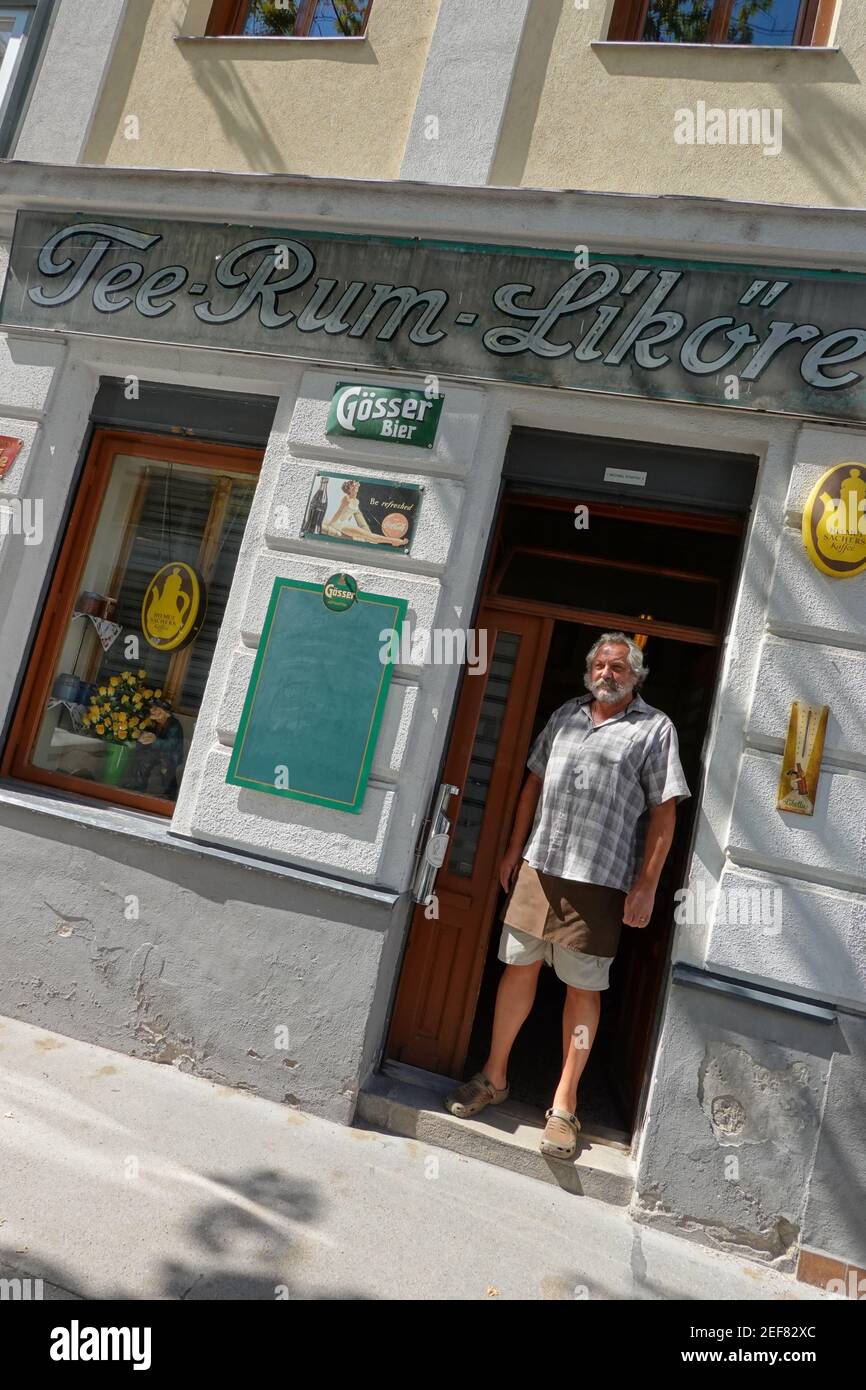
[[3, 211, 866, 422]]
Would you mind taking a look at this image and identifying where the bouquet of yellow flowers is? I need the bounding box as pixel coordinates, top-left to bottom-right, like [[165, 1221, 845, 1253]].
[[81, 669, 164, 746]]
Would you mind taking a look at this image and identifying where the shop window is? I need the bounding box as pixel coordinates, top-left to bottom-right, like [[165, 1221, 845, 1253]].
[[206, 0, 372, 38], [607, 0, 836, 45], [2, 432, 259, 815]]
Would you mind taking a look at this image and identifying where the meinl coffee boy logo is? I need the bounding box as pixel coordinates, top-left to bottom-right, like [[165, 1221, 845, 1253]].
[[4, 213, 866, 422]]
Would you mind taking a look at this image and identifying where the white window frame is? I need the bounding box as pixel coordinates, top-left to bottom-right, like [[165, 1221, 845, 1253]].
[[0, 6, 30, 127]]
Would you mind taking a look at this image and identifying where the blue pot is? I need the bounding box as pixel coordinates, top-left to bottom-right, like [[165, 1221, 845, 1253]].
[[52, 673, 81, 703]]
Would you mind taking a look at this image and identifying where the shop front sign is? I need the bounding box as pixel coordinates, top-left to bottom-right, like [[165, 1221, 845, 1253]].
[[327, 383, 443, 447], [801, 462, 866, 579], [4, 213, 866, 423]]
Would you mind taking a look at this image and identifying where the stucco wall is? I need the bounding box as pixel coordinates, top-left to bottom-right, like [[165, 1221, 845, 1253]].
[[84, 0, 440, 176], [635, 411, 866, 1270], [19, 0, 866, 201], [0, 796, 403, 1123], [632, 981, 838, 1267], [492, 0, 864, 206], [400, 0, 532, 185], [0, 257, 411, 1120], [13, 0, 128, 164], [171, 364, 492, 891]]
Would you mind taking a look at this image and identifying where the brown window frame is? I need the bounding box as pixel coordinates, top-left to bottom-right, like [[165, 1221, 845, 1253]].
[[0, 429, 262, 819], [206, 0, 373, 38], [607, 0, 836, 46]]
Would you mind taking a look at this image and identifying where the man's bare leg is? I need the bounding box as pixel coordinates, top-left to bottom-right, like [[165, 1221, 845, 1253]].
[[481, 960, 543, 1090], [552, 985, 601, 1114]]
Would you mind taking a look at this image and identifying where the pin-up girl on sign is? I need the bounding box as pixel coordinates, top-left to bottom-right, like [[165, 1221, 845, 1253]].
[[322, 479, 404, 546]]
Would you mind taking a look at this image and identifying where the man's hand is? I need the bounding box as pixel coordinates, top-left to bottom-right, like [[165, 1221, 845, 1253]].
[[499, 846, 522, 893], [623, 881, 656, 928], [137, 732, 155, 745]]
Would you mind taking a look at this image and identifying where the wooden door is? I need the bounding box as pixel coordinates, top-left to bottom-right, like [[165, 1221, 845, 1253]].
[[387, 606, 552, 1077]]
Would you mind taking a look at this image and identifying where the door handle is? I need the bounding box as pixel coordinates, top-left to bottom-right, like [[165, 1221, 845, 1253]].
[[411, 782, 460, 905]]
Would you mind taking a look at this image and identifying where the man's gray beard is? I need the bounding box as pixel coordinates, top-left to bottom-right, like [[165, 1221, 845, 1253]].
[[585, 675, 633, 703]]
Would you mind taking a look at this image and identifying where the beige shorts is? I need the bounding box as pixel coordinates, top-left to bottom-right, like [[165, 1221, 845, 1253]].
[[498, 922, 614, 991]]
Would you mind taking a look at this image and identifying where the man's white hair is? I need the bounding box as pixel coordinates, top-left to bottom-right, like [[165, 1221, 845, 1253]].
[[584, 631, 648, 689]]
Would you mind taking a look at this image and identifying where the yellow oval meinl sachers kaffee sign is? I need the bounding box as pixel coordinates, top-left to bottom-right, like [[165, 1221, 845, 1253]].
[[142, 562, 207, 650], [802, 462, 866, 580]]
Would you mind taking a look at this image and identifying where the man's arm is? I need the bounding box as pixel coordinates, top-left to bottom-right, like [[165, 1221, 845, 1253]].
[[499, 771, 543, 892], [623, 796, 677, 928]]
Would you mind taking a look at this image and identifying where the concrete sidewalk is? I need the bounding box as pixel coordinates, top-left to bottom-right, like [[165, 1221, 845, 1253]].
[[0, 1015, 829, 1301]]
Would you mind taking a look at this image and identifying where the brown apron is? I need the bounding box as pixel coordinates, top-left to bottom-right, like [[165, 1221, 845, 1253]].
[[502, 859, 626, 957]]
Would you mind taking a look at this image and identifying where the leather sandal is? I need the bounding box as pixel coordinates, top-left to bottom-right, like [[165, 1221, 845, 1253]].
[[540, 1106, 581, 1160], [444, 1071, 509, 1119]]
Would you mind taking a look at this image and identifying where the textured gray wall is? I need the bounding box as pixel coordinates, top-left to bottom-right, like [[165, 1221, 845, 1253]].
[[13, 0, 128, 163], [0, 801, 408, 1123], [631, 981, 860, 1268], [799, 1014, 866, 1268], [400, 0, 532, 185]]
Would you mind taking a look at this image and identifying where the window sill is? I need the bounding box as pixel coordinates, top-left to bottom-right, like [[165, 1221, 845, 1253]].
[[176, 34, 368, 44], [592, 41, 839, 53], [0, 778, 402, 906]]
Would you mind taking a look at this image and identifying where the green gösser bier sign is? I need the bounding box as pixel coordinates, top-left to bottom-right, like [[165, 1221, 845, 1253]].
[[327, 383, 443, 447]]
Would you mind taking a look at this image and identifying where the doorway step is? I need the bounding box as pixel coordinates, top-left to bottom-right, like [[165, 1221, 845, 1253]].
[[356, 1060, 634, 1205]]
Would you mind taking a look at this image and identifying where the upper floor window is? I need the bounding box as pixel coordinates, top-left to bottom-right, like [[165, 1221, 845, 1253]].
[[608, 0, 835, 45], [206, 0, 372, 38], [0, 5, 32, 127]]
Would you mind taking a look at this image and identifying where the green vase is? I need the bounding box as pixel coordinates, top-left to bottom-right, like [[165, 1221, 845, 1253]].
[[103, 741, 133, 786]]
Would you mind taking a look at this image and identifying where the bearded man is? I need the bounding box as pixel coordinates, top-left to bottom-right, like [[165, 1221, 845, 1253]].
[[444, 632, 690, 1159]]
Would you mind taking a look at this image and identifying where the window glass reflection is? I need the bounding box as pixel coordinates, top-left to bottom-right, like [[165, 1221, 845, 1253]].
[[33, 453, 253, 804]]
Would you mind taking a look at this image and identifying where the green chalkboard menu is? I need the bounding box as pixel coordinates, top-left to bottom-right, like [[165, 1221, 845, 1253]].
[[226, 577, 407, 814]]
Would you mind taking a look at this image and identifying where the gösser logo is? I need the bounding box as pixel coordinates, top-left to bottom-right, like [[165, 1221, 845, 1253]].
[[323, 572, 358, 611], [329, 383, 442, 447], [802, 462, 866, 579]]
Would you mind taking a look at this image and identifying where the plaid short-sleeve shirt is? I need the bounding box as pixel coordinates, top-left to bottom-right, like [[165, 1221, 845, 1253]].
[[523, 692, 690, 892]]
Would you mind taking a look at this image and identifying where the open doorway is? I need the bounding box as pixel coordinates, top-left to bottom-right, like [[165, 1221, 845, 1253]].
[[387, 480, 747, 1145], [463, 619, 718, 1138]]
